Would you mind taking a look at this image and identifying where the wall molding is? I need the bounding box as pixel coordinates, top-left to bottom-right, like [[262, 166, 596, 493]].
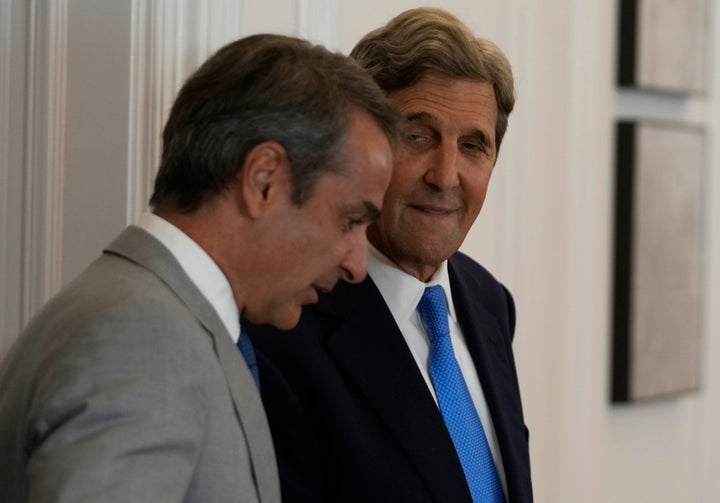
[[127, 0, 176, 223], [698, 0, 720, 494], [296, 0, 339, 49], [0, 1, 11, 214], [0, 0, 14, 350], [127, 0, 155, 223], [21, 0, 68, 324], [126, 0, 245, 223]]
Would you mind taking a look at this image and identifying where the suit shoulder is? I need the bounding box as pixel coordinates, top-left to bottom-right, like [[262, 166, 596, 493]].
[[40, 259, 184, 319], [449, 252, 507, 291], [449, 252, 515, 332], [14, 253, 214, 381]]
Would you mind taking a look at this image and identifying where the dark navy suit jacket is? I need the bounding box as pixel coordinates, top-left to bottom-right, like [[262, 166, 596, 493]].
[[247, 251, 533, 502]]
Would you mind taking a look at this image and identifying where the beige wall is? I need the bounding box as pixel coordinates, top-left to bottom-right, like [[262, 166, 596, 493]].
[[2, 0, 719, 501]]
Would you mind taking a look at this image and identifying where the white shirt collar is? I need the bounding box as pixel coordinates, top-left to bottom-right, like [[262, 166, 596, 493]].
[[136, 212, 240, 342], [367, 243, 457, 322]]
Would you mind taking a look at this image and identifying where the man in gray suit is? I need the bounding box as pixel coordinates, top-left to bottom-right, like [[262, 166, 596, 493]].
[[0, 34, 397, 502]]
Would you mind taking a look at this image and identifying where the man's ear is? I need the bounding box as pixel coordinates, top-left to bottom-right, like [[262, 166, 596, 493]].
[[239, 141, 289, 219]]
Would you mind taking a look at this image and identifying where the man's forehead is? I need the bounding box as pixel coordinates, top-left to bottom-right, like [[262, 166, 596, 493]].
[[391, 78, 497, 135]]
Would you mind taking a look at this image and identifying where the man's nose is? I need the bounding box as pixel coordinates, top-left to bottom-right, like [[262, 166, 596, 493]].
[[339, 232, 369, 284], [424, 142, 460, 191]]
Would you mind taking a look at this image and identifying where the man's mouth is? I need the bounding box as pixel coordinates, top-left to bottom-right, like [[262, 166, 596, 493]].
[[412, 203, 455, 216], [313, 283, 333, 294], [305, 283, 334, 304]]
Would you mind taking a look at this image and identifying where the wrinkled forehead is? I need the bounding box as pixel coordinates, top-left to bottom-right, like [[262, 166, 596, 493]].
[[390, 76, 498, 141]]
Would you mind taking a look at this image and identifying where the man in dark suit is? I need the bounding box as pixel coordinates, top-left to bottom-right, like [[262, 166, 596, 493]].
[[0, 34, 398, 502], [247, 8, 533, 503]]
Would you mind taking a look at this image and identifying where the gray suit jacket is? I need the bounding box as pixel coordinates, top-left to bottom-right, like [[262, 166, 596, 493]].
[[0, 226, 280, 502]]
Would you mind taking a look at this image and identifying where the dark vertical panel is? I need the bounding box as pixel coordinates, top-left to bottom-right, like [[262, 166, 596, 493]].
[[611, 121, 636, 403], [617, 0, 638, 86]]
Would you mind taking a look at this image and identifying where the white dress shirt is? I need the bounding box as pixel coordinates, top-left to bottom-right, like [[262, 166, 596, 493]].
[[367, 244, 507, 495], [136, 212, 240, 343]]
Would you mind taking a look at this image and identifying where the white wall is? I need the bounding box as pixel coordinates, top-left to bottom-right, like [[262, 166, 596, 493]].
[[2, 0, 719, 501]]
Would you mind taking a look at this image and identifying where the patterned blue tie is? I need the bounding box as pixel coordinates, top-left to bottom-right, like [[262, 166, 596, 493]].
[[237, 330, 260, 388], [417, 285, 504, 503]]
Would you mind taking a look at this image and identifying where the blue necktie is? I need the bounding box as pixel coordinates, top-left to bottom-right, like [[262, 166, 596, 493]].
[[417, 285, 504, 503], [237, 330, 260, 388]]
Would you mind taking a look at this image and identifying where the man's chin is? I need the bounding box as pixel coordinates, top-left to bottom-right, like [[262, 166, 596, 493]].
[[268, 308, 303, 331], [245, 305, 302, 332]]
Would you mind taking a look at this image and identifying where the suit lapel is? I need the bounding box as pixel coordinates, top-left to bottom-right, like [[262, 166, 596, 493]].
[[449, 264, 513, 414], [105, 226, 279, 502], [320, 278, 472, 503], [448, 257, 529, 500]]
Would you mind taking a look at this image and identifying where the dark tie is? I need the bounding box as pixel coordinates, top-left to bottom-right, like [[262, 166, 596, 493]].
[[237, 330, 260, 388], [417, 285, 504, 503]]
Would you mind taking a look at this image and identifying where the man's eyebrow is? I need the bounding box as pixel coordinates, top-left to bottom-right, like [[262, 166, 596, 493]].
[[364, 201, 382, 222], [405, 111, 495, 151], [468, 128, 494, 149], [405, 111, 436, 123]]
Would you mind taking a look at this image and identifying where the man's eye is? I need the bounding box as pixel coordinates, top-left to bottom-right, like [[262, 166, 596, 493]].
[[405, 133, 430, 144], [343, 218, 365, 232]]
